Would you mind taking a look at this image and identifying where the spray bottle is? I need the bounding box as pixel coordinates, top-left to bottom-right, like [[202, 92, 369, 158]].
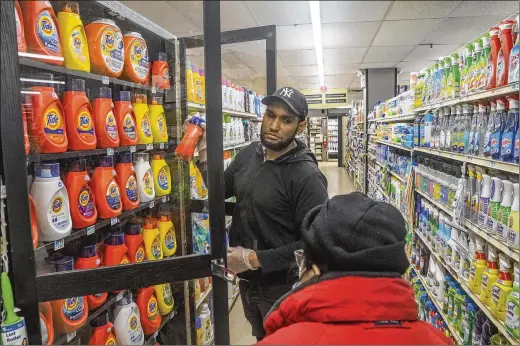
[[482, 100, 496, 157], [477, 34, 491, 91], [478, 174, 492, 228], [496, 180, 513, 242], [471, 167, 485, 224], [490, 98, 507, 160], [487, 177, 503, 236], [507, 183, 519, 249], [469, 235, 487, 295], [505, 262, 519, 338], [480, 245, 499, 306], [460, 45, 473, 97], [490, 254, 513, 321], [502, 95, 519, 162]]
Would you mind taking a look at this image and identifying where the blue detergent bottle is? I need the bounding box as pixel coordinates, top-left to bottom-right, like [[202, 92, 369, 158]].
[[490, 98, 507, 160], [502, 95, 519, 162]]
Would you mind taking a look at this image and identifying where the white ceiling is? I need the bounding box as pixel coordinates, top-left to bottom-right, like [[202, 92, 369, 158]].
[[122, 0, 519, 92]]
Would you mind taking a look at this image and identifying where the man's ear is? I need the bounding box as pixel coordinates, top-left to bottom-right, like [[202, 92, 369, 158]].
[[297, 120, 307, 134]]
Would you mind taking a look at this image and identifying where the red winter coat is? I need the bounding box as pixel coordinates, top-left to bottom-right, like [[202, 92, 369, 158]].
[[258, 275, 453, 345]]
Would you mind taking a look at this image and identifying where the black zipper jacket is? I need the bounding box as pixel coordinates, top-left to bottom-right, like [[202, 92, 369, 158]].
[[225, 139, 328, 284]]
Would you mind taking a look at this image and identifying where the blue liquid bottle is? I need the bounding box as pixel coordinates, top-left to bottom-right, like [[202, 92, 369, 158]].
[[502, 95, 519, 162]]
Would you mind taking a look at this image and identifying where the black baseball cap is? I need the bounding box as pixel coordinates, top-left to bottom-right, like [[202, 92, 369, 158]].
[[262, 87, 308, 120]]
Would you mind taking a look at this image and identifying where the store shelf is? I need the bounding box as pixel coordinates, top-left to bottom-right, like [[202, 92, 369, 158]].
[[187, 102, 260, 120], [376, 140, 412, 152], [413, 147, 519, 174], [196, 285, 213, 309], [389, 170, 406, 183], [414, 83, 519, 112], [415, 188, 452, 215], [375, 114, 416, 123], [410, 267, 462, 344], [35, 195, 170, 253]]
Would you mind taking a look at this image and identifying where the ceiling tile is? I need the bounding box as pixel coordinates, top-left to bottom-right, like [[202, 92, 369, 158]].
[[449, 1, 519, 17], [299, 83, 321, 90], [322, 22, 381, 49], [372, 19, 443, 46], [286, 65, 319, 77], [244, 1, 310, 25], [222, 53, 248, 69], [324, 64, 361, 75], [386, 1, 462, 20], [327, 81, 352, 89], [349, 78, 362, 89], [222, 41, 265, 54], [323, 47, 368, 65], [321, 1, 392, 23], [277, 65, 291, 77], [397, 61, 436, 73], [222, 67, 258, 80], [234, 52, 266, 68], [325, 74, 355, 85], [403, 44, 461, 62], [360, 62, 398, 68], [363, 46, 415, 63], [422, 16, 507, 45], [278, 50, 317, 66], [292, 76, 320, 84], [277, 25, 314, 51]]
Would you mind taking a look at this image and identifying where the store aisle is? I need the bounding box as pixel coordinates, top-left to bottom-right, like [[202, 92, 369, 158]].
[[318, 161, 355, 197]]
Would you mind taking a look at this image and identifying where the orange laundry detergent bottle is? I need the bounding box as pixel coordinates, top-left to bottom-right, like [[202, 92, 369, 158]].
[[63, 79, 97, 150], [26, 73, 68, 153], [136, 286, 162, 335], [46, 254, 88, 334], [175, 116, 205, 161], [152, 52, 170, 89], [114, 91, 138, 146], [497, 20, 516, 87], [15, 1, 27, 52], [92, 156, 122, 219], [20, 0, 63, 65], [75, 245, 107, 309], [39, 302, 54, 345], [85, 19, 124, 77], [29, 195, 39, 248], [115, 152, 139, 210], [122, 32, 149, 84], [89, 312, 116, 345], [104, 231, 129, 266], [124, 222, 145, 263], [93, 87, 119, 148], [64, 159, 97, 228]]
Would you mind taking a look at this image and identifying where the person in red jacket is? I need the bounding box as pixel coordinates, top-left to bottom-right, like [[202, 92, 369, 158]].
[[258, 193, 453, 345]]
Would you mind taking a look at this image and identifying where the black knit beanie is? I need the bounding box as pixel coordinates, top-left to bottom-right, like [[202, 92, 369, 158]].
[[301, 192, 409, 275]]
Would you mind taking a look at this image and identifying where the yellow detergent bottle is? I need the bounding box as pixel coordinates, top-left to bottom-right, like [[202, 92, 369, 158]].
[[153, 283, 174, 315], [151, 153, 171, 197], [490, 254, 513, 321], [142, 217, 163, 261], [480, 245, 499, 306], [158, 208, 176, 257], [186, 60, 195, 103], [132, 94, 153, 144], [149, 96, 168, 143], [505, 262, 519, 339], [57, 2, 90, 72], [469, 236, 487, 294]]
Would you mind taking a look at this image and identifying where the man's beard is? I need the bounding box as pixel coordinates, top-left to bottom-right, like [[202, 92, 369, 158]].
[[260, 125, 299, 151]]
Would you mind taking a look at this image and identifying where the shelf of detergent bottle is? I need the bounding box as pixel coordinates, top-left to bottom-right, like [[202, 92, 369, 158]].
[[35, 195, 170, 253], [19, 56, 171, 93], [414, 83, 519, 113], [412, 227, 519, 345], [414, 188, 519, 261], [187, 102, 262, 121], [28, 143, 168, 163], [409, 266, 463, 344]]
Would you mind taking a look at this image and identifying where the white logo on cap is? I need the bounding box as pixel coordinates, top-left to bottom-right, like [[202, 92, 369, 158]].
[[280, 88, 294, 98]]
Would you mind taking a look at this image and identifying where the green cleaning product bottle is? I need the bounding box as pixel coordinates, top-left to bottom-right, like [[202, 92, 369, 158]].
[[496, 180, 513, 242], [477, 34, 491, 91], [505, 262, 519, 339], [444, 57, 454, 100], [490, 254, 513, 321], [450, 53, 460, 99], [469, 235, 487, 295], [469, 39, 482, 93], [480, 245, 499, 306], [453, 288, 464, 331], [463, 302, 477, 345], [447, 281, 457, 321], [460, 44, 474, 97], [487, 177, 503, 236]]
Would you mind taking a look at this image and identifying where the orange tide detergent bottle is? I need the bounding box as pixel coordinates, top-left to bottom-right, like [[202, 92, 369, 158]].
[[85, 19, 124, 77], [137, 286, 161, 335], [175, 116, 205, 161], [152, 52, 170, 89], [75, 245, 107, 310], [20, 0, 63, 65], [93, 156, 122, 219], [39, 302, 54, 345], [115, 153, 139, 210], [15, 1, 27, 52], [104, 231, 130, 270], [30, 195, 39, 248], [122, 32, 149, 84], [142, 217, 163, 261], [26, 73, 68, 153], [64, 159, 97, 228], [46, 254, 88, 334], [89, 312, 116, 345], [114, 91, 138, 146], [57, 2, 90, 72], [93, 87, 120, 148], [63, 79, 97, 150], [124, 222, 145, 263]]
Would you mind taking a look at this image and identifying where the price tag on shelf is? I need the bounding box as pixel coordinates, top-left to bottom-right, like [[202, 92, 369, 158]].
[[161, 196, 167, 203], [66, 331, 76, 342], [111, 217, 119, 226], [54, 239, 64, 251], [159, 143, 165, 149], [116, 291, 125, 301], [86, 225, 95, 236], [146, 144, 153, 150], [106, 148, 114, 156], [151, 87, 157, 94], [101, 76, 109, 85], [130, 146, 136, 153], [149, 200, 155, 209]]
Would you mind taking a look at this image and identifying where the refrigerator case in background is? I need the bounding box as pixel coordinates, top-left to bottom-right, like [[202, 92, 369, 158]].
[[327, 117, 339, 160]]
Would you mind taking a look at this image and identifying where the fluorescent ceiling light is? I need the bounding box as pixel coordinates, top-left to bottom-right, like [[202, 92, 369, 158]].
[[309, 1, 324, 87]]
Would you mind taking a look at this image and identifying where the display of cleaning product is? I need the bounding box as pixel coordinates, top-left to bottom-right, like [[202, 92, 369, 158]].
[[92, 155, 122, 218], [30, 163, 72, 242], [510, 15, 520, 85], [115, 152, 140, 210], [469, 236, 487, 294], [64, 159, 97, 229], [505, 262, 519, 339], [114, 91, 138, 146], [507, 183, 519, 249], [20, 0, 63, 64], [134, 152, 155, 202], [136, 286, 161, 335], [151, 152, 170, 197], [152, 52, 170, 89], [158, 207, 176, 257], [480, 245, 499, 306], [88, 312, 116, 345], [186, 60, 195, 103], [39, 302, 54, 345], [487, 27, 501, 90], [132, 93, 153, 144], [153, 283, 174, 316], [75, 245, 107, 310], [175, 115, 205, 162], [190, 161, 208, 200], [93, 87, 120, 148], [84, 18, 125, 77], [104, 231, 130, 266], [490, 254, 513, 320], [124, 222, 145, 263], [199, 68, 206, 105], [122, 32, 149, 84], [62, 79, 96, 150], [142, 217, 163, 260], [487, 177, 503, 236], [149, 96, 168, 143], [497, 20, 515, 87], [113, 292, 144, 345], [1, 271, 28, 345], [496, 180, 513, 242], [478, 174, 492, 228], [15, 0, 27, 53], [192, 213, 210, 254], [57, 2, 90, 72], [502, 95, 519, 162], [192, 64, 203, 103]]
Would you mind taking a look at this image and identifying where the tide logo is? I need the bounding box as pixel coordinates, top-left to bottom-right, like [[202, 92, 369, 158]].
[[124, 115, 135, 129], [38, 15, 55, 37], [142, 114, 152, 137], [128, 316, 138, 331], [148, 297, 158, 317], [162, 68, 170, 81], [143, 172, 152, 188], [135, 247, 145, 262], [79, 190, 90, 207], [46, 111, 61, 130], [109, 183, 119, 198], [52, 197, 63, 213], [106, 113, 116, 127], [157, 115, 166, 134], [64, 297, 78, 311], [127, 177, 137, 191], [78, 112, 93, 131], [151, 238, 161, 259], [103, 29, 116, 50], [72, 31, 83, 52], [165, 230, 175, 249], [132, 42, 143, 60]]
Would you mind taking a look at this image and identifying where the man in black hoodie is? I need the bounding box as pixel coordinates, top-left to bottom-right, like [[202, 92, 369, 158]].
[[225, 87, 328, 340]]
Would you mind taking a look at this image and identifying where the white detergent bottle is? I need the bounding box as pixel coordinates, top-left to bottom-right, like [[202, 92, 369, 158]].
[[497, 180, 513, 242], [487, 177, 503, 235], [478, 174, 492, 228], [30, 163, 72, 242], [426, 256, 437, 289], [133, 152, 155, 203], [199, 303, 213, 344], [113, 292, 144, 345], [434, 261, 446, 303]]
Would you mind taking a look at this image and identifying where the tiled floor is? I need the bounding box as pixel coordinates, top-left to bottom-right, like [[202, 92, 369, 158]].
[[228, 160, 354, 345]]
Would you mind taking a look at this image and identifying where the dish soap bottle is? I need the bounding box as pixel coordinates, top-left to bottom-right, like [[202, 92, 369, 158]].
[[507, 183, 519, 249], [149, 96, 168, 143], [89, 312, 116, 345], [132, 94, 153, 144], [134, 152, 155, 202], [142, 217, 163, 261], [136, 287, 161, 335], [505, 262, 519, 339], [480, 245, 499, 306], [57, 2, 90, 72], [113, 292, 144, 345], [153, 283, 174, 315], [490, 254, 513, 321], [158, 208, 176, 257], [124, 222, 145, 263], [151, 152, 171, 197]]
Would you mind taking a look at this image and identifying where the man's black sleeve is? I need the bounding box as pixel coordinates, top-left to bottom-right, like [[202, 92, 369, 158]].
[[256, 171, 328, 273], [224, 155, 238, 199]]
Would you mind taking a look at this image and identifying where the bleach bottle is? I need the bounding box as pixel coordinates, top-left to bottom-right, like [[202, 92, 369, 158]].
[[502, 95, 519, 162], [113, 292, 144, 345], [30, 163, 72, 242]]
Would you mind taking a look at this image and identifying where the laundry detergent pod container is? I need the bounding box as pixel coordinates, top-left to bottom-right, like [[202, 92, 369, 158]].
[[122, 32, 149, 84], [85, 18, 124, 77]]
